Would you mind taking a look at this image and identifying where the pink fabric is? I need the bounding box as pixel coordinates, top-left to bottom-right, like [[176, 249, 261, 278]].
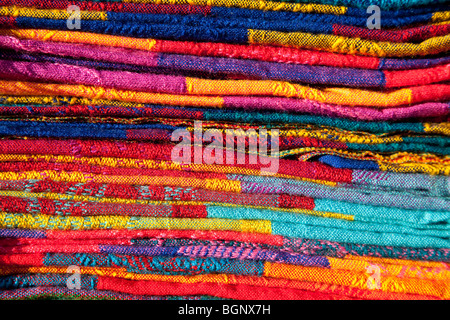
[[0, 35, 159, 67], [0, 59, 187, 93]]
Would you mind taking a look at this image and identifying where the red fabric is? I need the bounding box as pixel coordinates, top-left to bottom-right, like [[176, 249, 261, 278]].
[[97, 275, 438, 300], [0, 195, 208, 217], [0, 243, 101, 254], [0, 178, 315, 211], [0, 253, 44, 266], [98, 276, 352, 300], [384, 64, 450, 88], [410, 83, 450, 104], [0, 161, 228, 180], [0, 238, 131, 246], [0, 139, 354, 182], [0, 16, 15, 28]]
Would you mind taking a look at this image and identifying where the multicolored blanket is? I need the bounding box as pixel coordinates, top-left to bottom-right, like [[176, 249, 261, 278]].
[[0, 0, 448, 301]]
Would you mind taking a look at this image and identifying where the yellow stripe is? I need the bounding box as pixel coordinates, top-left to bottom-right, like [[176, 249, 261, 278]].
[[0, 189, 189, 206], [432, 11, 450, 23], [429, 21, 450, 26], [343, 255, 450, 269], [0, 190, 353, 221], [3, 26, 450, 59], [378, 162, 450, 176], [0, 95, 103, 107], [187, 77, 415, 107], [1, 77, 412, 107], [248, 29, 450, 57], [0, 6, 108, 20], [279, 128, 404, 145], [424, 122, 450, 136], [0, 212, 272, 233], [327, 257, 450, 281], [430, 20, 450, 26]]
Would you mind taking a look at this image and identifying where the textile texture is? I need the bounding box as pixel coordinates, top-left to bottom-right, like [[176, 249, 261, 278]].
[[0, 0, 448, 301]]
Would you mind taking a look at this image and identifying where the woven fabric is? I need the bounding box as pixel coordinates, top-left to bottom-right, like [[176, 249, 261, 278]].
[[2, 16, 450, 56], [4, 29, 450, 70], [2, 6, 450, 42], [0, 0, 449, 301], [2, 49, 450, 88], [2, 0, 450, 11]]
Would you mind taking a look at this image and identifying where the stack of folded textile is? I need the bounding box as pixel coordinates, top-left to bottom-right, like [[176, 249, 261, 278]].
[[0, 0, 448, 300]]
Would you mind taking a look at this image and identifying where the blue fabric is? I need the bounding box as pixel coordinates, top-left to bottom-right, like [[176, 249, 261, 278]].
[[318, 155, 380, 170], [43, 253, 265, 276], [0, 274, 98, 290], [314, 198, 450, 226], [0, 121, 178, 139], [108, 11, 335, 34], [206, 206, 450, 242], [272, 220, 449, 248], [210, 6, 436, 27], [15, 17, 249, 44]]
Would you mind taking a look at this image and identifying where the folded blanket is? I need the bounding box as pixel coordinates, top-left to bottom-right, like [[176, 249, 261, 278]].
[[2, 6, 450, 40], [2, 17, 450, 56], [4, 28, 450, 69], [0, 0, 448, 302]]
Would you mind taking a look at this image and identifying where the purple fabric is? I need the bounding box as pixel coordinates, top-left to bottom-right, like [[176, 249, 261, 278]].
[[0, 228, 46, 238], [98, 244, 330, 267]]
